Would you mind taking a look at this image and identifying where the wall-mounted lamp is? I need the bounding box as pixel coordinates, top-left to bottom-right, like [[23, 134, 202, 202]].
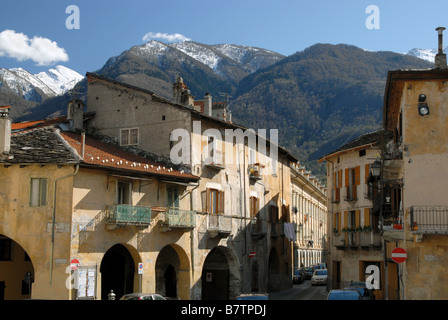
[[418, 94, 430, 116], [370, 159, 381, 178]]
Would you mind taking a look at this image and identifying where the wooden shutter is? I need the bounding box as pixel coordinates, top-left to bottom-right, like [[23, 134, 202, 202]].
[[364, 208, 370, 227], [218, 190, 224, 215], [345, 168, 349, 186], [365, 164, 370, 183]]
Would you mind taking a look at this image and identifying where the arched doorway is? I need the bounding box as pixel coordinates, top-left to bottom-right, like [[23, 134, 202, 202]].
[[155, 244, 191, 300], [100, 244, 135, 300], [201, 246, 240, 300], [155, 246, 179, 299], [0, 235, 34, 300]]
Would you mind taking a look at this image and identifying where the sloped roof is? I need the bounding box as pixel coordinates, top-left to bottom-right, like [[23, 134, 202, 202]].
[[319, 130, 388, 162], [3, 127, 79, 164], [60, 130, 198, 181], [5, 120, 199, 181]]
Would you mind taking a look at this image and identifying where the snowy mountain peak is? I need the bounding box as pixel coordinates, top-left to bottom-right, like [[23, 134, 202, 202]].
[[406, 46, 448, 63], [0, 65, 83, 102], [35, 65, 84, 95]]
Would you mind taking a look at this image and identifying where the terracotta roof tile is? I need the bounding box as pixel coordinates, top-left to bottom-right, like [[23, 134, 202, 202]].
[[59, 131, 198, 181]]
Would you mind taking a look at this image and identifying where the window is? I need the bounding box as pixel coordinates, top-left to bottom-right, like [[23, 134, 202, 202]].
[[117, 181, 132, 205], [30, 178, 47, 207], [249, 196, 259, 219], [120, 128, 139, 146], [167, 187, 180, 209], [345, 167, 360, 201], [0, 239, 12, 261], [202, 188, 224, 215]]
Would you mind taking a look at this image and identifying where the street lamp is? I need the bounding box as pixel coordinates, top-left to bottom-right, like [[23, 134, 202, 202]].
[[371, 160, 381, 178]]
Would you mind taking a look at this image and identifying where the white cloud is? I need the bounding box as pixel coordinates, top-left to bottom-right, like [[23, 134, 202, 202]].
[[0, 29, 69, 66], [142, 32, 191, 43]]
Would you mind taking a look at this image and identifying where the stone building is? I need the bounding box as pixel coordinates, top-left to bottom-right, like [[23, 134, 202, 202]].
[[84, 73, 298, 298]]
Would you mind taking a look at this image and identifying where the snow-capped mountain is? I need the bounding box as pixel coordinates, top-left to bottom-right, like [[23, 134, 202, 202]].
[[35, 65, 84, 95], [0, 65, 83, 102], [123, 40, 284, 82], [406, 47, 448, 63]]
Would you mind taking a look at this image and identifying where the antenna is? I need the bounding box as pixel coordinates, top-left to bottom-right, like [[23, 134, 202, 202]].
[[67, 79, 81, 101], [219, 92, 232, 109]]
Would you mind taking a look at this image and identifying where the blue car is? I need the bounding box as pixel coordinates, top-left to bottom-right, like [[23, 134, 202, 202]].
[[327, 289, 362, 300]]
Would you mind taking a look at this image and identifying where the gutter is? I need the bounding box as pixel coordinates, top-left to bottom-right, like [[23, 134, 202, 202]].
[[50, 164, 79, 284]]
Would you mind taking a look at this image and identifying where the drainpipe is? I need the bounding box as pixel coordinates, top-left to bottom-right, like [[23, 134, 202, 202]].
[[50, 164, 79, 284]]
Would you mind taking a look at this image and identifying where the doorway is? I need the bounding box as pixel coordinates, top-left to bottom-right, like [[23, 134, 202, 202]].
[[100, 244, 135, 300]]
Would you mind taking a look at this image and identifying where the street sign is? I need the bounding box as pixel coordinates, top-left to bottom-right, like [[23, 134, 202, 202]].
[[391, 247, 407, 263], [248, 252, 256, 258], [70, 258, 80, 270], [138, 262, 144, 274]]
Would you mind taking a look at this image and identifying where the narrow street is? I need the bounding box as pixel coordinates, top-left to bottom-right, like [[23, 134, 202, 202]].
[[270, 280, 328, 300]]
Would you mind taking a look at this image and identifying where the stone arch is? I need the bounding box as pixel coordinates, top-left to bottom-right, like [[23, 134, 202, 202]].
[[155, 244, 191, 300], [201, 246, 240, 300], [100, 243, 140, 300], [0, 234, 34, 300]]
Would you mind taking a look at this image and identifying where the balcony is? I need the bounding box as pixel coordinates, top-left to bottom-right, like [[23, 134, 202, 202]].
[[203, 150, 225, 170], [160, 208, 196, 231], [333, 229, 382, 250], [410, 206, 448, 241], [248, 164, 262, 180], [106, 204, 152, 227], [250, 218, 268, 239], [207, 214, 232, 237]]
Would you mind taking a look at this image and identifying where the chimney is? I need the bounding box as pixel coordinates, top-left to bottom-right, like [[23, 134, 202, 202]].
[[67, 99, 85, 132], [0, 106, 11, 159], [435, 27, 447, 69], [204, 93, 212, 116]]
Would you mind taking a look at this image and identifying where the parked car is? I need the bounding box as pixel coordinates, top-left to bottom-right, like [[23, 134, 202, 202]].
[[327, 289, 362, 300], [236, 293, 270, 300], [347, 281, 375, 300], [311, 269, 328, 286], [293, 268, 304, 284], [302, 267, 314, 280], [120, 293, 167, 300]]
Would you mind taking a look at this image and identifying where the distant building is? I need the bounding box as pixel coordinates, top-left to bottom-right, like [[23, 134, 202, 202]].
[[319, 130, 386, 299]]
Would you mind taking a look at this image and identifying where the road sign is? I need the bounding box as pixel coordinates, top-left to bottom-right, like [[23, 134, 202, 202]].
[[391, 247, 407, 263], [138, 262, 144, 274], [248, 252, 256, 258], [70, 258, 80, 270]]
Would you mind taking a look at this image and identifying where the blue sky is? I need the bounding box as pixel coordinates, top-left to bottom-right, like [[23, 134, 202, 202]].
[[1, 0, 447, 75]]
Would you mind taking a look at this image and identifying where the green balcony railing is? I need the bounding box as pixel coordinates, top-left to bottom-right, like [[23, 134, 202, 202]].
[[163, 209, 196, 228], [107, 204, 152, 226]]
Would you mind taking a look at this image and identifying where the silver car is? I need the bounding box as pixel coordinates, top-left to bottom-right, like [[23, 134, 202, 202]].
[[311, 269, 328, 286]]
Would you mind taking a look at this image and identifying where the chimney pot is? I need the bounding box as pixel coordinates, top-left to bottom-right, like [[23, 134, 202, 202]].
[[435, 27, 447, 69]]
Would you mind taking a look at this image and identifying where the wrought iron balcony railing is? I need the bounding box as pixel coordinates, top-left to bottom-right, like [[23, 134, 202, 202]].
[[107, 204, 152, 226], [410, 206, 448, 234]]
